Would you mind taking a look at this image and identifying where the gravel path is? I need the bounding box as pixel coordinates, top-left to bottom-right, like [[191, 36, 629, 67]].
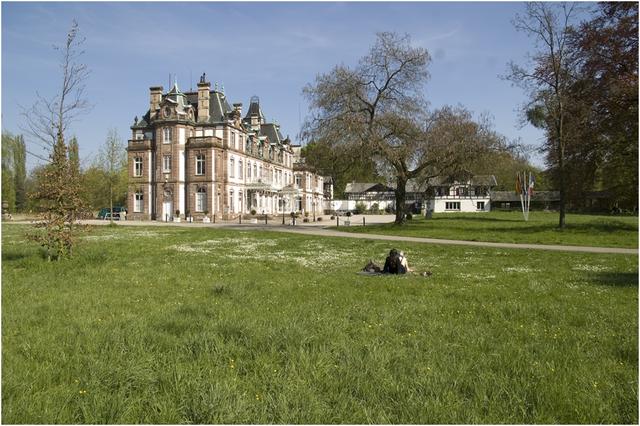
[[37, 219, 637, 255]]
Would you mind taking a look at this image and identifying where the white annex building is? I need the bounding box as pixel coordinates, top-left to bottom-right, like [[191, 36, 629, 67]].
[[342, 175, 497, 213]]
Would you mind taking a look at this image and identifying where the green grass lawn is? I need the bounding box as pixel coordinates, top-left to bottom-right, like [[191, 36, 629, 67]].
[[335, 211, 639, 248], [2, 223, 637, 423]]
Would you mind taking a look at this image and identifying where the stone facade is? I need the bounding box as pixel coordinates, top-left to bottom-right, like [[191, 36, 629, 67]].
[[127, 75, 327, 221]]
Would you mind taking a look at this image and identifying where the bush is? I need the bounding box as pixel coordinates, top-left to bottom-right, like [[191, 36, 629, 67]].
[[304, 211, 309, 217], [175, 210, 180, 216], [355, 202, 366, 215], [370, 203, 380, 214], [330, 216, 335, 220], [317, 217, 323, 221], [346, 211, 352, 217], [406, 213, 413, 220], [251, 209, 256, 216], [303, 218, 309, 223]]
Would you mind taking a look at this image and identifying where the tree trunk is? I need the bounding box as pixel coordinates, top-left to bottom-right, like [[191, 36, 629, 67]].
[[394, 175, 408, 225], [109, 184, 113, 225], [557, 107, 566, 229]]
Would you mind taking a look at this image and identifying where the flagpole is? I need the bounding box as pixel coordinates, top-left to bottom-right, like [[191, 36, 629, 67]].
[[519, 172, 526, 221]]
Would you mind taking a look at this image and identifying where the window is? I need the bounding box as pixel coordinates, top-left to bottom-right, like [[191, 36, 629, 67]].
[[477, 201, 485, 210], [134, 157, 143, 177], [238, 160, 243, 179], [163, 155, 171, 173], [248, 162, 252, 178], [135, 132, 143, 140], [229, 158, 235, 178], [295, 176, 301, 187], [195, 154, 205, 175], [229, 190, 235, 212], [445, 202, 461, 211], [163, 127, 172, 143], [231, 133, 236, 150], [196, 187, 206, 212], [254, 164, 257, 179], [134, 191, 144, 212]]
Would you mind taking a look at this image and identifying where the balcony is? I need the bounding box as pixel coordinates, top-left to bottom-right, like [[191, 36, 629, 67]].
[[127, 139, 153, 151], [187, 136, 223, 149]]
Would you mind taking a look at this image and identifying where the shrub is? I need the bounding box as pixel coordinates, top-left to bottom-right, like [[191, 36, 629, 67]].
[[370, 203, 380, 214], [204, 210, 209, 216], [175, 210, 180, 216], [406, 213, 413, 220], [317, 217, 323, 221], [303, 218, 309, 223], [251, 209, 256, 216], [304, 211, 309, 217], [355, 202, 366, 214], [346, 211, 352, 217], [330, 215, 335, 220]]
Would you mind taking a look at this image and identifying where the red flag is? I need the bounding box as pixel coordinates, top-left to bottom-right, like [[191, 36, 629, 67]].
[[515, 173, 522, 195]]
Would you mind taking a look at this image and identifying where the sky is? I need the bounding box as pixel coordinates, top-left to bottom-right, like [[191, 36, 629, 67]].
[[2, 1, 563, 171]]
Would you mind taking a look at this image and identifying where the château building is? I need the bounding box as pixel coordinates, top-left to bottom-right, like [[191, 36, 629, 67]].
[[127, 74, 327, 221]]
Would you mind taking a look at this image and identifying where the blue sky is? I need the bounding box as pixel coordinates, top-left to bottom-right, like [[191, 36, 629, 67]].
[[3, 1, 557, 171]]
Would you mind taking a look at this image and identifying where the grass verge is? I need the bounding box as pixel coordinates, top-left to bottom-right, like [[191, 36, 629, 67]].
[[334, 211, 638, 248]]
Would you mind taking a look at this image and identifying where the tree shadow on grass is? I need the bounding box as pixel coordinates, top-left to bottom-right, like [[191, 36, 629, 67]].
[[487, 222, 637, 234], [590, 272, 638, 287], [2, 251, 29, 262], [428, 216, 523, 223]]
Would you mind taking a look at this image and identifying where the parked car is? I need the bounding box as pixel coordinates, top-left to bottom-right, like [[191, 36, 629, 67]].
[[97, 206, 127, 220]]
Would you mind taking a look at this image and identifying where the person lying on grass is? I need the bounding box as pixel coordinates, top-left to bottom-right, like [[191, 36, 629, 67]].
[[362, 249, 411, 274]]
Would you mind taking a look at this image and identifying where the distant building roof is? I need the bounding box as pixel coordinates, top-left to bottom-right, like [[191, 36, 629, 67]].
[[491, 191, 560, 202]]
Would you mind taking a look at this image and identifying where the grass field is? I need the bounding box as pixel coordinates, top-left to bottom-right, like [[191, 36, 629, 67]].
[[2, 223, 638, 423], [336, 211, 639, 248]]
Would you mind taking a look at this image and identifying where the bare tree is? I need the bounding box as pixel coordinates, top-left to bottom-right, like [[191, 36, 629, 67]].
[[24, 20, 90, 260], [506, 2, 579, 228], [303, 32, 495, 224], [21, 20, 91, 159]]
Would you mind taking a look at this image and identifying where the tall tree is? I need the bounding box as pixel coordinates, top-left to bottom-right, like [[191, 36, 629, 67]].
[[2, 132, 16, 213], [303, 32, 493, 224], [97, 128, 126, 223], [506, 2, 580, 228], [571, 2, 638, 209], [23, 20, 90, 260], [13, 134, 27, 212]]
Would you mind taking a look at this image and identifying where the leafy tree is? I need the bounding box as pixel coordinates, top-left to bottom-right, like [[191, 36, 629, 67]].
[[506, 2, 580, 227], [97, 128, 126, 222], [2, 132, 16, 212], [23, 20, 90, 260], [13, 134, 27, 212], [303, 32, 495, 224], [570, 2, 638, 209]]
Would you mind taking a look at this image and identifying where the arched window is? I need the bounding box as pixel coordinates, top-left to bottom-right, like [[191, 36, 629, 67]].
[[195, 187, 206, 212]]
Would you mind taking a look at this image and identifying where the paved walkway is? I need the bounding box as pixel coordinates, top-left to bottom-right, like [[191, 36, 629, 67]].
[[43, 218, 638, 255]]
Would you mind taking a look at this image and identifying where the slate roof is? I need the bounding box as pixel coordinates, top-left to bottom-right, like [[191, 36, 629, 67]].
[[344, 183, 394, 194], [491, 191, 560, 202]]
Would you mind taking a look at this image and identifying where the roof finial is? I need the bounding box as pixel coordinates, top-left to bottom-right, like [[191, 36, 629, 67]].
[[221, 82, 225, 94], [214, 82, 219, 91]]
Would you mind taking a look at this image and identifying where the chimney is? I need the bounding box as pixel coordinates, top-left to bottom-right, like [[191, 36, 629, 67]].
[[149, 86, 163, 119], [233, 103, 243, 116], [197, 76, 211, 123]]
